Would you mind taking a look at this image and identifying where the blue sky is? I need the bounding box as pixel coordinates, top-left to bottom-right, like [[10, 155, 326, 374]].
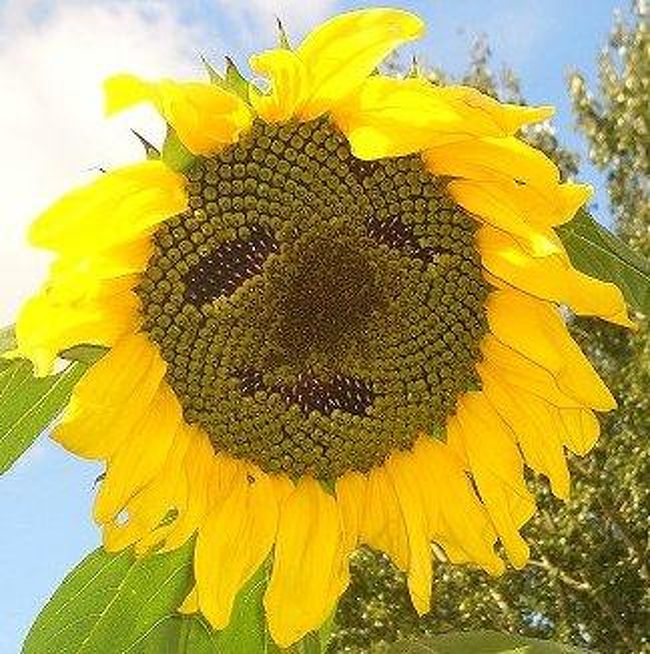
[[0, 0, 627, 651]]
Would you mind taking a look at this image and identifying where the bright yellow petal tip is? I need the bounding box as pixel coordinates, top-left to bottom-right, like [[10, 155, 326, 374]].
[[104, 73, 252, 155]]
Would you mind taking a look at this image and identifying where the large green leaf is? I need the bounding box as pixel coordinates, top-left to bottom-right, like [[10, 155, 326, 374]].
[[214, 559, 271, 652], [126, 615, 219, 654], [557, 209, 650, 315], [390, 631, 591, 653], [22, 542, 195, 654], [0, 359, 85, 475]]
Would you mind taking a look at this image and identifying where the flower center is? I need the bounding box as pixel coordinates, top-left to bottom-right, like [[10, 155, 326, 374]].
[[138, 118, 489, 481]]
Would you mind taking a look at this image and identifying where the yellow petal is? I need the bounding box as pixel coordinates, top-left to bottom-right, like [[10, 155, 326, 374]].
[[448, 179, 562, 257], [335, 471, 366, 552], [196, 471, 278, 629], [249, 49, 309, 123], [358, 465, 409, 571], [479, 364, 571, 500], [481, 335, 583, 409], [425, 135, 560, 188], [15, 275, 140, 375], [29, 161, 187, 256], [333, 76, 465, 159], [557, 407, 600, 455], [158, 429, 222, 552], [486, 288, 616, 411], [386, 450, 433, 614], [296, 8, 424, 120], [105, 74, 252, 155], [102, 422, 193, 552], [412, 437, 504, 575], [94, 382, 182, 524], [479, 226, 633, 327], [454, 392, 536, 568], [265, 478, 347, 648], [454, 178, 592, 228], [54, 333, 166, 459], [435, 86, 554, 134], [50, 237, 153, 285]]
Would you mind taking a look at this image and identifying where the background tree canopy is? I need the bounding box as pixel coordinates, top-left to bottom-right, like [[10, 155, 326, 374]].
[[331, 2, 649, 652]]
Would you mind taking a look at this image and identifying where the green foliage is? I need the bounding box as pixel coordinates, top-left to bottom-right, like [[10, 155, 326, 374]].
[[389, 631, 590, 653], [0, 357, 85, 475], [212, 559, 273, 653], [22, 542, 195, 654], [129, 615, 219, 653], [569, 0, 650, 260], [332, 4, 649, 653], [557, 209, 650, 314]]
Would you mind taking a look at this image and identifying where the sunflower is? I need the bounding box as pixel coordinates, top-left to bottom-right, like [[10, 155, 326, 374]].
[[14, 7, 631, 648]]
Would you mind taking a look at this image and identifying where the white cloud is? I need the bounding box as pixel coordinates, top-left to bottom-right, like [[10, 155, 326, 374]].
[[0, 0, 339, 327], [0, 0, 202, 324]]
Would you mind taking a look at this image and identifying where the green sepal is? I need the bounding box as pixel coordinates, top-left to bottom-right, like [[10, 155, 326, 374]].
[[407, 56, 421, 79], [201, 54, 224, 84], [225, 56, 255, 102], [131, 128, 160, 159], [276, 17, 292, 49], [557, 209, 650, 315], [59, 343, 108, 365], [201, 54, 258, 106], [162, 125, 196, 173]]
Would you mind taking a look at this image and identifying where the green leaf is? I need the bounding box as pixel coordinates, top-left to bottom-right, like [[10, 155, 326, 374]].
[[127, 615, 219, 654], [22, 542, 195, 654], [0, 360, 85, 475], [162, 126, 196, 173], [214, 558, 273, 653], [390, 631, 592, 653], [557, 209, 650, 315]]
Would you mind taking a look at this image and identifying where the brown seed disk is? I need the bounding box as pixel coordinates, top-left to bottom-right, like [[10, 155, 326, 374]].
[[137, 117, 489, 481]]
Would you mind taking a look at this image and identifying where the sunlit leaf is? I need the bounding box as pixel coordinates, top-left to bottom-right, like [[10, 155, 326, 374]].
[[22, 542, 194, 654], [214, 559, 273, 653], [0, 360, 85, 475], [557, 209, 650, 315], [128, 615, 218, 654], [390, 631, 591, 653]]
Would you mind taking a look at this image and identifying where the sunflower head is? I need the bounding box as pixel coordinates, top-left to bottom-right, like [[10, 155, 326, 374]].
[[14, 7, 631, 648]]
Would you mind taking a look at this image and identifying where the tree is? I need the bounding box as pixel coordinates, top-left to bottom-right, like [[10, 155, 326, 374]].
[[331, 3, 649, 652]]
